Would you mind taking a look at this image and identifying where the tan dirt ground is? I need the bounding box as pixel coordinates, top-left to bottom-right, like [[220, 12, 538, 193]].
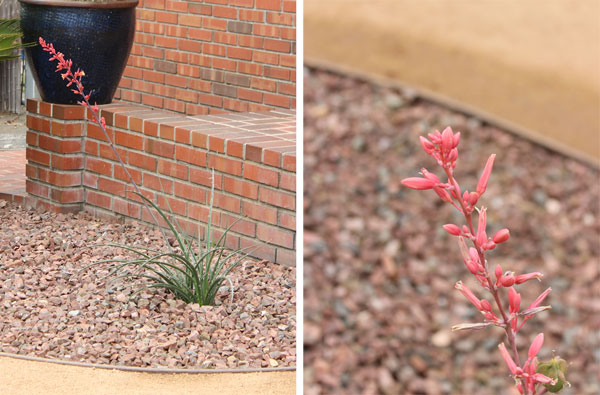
[[305, 0, 600, 163], [0, 355, 295, 395]]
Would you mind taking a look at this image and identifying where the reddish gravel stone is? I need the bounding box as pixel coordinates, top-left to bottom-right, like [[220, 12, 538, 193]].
[[0, 204, 295, 370], [303, 68, 599, 395]]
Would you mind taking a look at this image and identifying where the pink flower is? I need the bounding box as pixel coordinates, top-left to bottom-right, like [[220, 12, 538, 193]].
[[498, 343, 519, 375], [480, 299, 492, 312], [492, 228, 510, 244], [529, 287, 552, 310], [517, 287, 553, 332], [500, 273, 516, 287], [441, 127, 454, 151], [468, 191, 479, 206], [443, 224, 461, 236], [401, 177, 436, 190], [419, 136, 435, 154], [508, 287, 521, 314], [528, 333, 544, 359], [476, 154, 496, 195], [476, 207, 488, 248], [433, 186, 453, 202], [455, 281, 482, 310], [515, 272, 543, 284], [500, 338, 556, 392], [403, 128, 557, 394], [494, 264, 503, 281]]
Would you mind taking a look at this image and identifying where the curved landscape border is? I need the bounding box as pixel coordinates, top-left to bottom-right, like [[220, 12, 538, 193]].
[[0, 351, 295, 373], [0, 352, 296, 394], [305, 59, 599, 169]]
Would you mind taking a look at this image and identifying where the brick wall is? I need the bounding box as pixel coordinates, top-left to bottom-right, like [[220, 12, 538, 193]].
[[25, 99, 296, 266], [115, 0, 296, 115]]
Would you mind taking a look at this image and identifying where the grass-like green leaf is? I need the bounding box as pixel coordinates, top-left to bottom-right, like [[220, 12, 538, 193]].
[[82, 173, 255, 306]]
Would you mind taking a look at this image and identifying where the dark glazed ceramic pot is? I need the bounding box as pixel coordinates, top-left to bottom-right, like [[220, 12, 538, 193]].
[[19, 0, 138, 104]]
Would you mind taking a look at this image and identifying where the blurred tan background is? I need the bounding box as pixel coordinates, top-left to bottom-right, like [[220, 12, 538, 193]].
[[305, 0, 600, 165]]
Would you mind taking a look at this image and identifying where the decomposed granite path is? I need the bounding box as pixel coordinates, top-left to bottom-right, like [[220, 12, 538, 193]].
[[305, 0, 600, 164], [0, 355, 295, 395]]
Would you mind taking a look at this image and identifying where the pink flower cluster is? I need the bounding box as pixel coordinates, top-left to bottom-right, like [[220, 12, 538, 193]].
[[499, 334, 556, 394], [402, 127, 557, 394], [39, 37, 106, 130]]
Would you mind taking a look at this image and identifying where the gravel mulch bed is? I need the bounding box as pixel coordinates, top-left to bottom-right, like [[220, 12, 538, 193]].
[[304, 67, 599, 394], [0, 203, 296, 369]]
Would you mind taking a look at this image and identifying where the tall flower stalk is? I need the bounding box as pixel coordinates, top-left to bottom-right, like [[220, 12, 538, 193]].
[[402, 127, 568, 394], [39, 37, 250, 306]]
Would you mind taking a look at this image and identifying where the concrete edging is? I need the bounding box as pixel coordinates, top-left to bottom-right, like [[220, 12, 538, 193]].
[[0, 352, 295, 374]]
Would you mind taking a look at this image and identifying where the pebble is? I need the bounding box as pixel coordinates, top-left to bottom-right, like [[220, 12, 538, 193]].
[[0, 203, 296, 370], [303, 68, 599, 394], [431, 329, 451, 348]]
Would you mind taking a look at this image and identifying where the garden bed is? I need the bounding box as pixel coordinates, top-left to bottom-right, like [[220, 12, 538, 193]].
[[0, 201, 296, 370], [304, 67, 599, 394]]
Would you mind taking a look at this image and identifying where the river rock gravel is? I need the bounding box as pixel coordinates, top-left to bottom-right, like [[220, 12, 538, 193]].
[[0, 204, 296, 369], [304, 67, 599, 394]]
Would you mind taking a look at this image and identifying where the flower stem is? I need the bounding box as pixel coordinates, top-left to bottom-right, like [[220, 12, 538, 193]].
[[445, 169, 528, 394]]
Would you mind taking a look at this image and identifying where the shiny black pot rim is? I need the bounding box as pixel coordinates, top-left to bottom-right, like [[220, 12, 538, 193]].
[[18, 0, 138, 9]]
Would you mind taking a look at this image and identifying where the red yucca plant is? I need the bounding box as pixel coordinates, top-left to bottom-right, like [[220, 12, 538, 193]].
[[39, 37, 251, 307], [402, 127, 569, 394]]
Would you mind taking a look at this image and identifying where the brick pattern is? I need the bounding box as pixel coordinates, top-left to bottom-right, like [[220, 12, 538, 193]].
[[114, 0, 296, 115], [25, 99, 296, 266], [25, 100, 86, 213]]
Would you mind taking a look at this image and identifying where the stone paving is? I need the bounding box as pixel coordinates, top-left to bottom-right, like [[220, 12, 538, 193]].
[[0, 149, 26, 202]]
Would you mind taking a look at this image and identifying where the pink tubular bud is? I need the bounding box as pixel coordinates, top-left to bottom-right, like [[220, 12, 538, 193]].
[[484, 240, 496, 250], [465, 260, 479, 275], [476, 154, 496, 195], [428, 130, 442, 144], [483, 311, 500, 323], [476, 210, 487, 248], [455, 281, 482, 310], [462, 225, 470, 235], [419, 136, 435, 154], [493, 228, 510, 244], [443, 224, 461, 236], [433, 187, 452, 202], [451, 181, 462, 200], [528, 333, 544, 359], [448, 148, 458, 162], [452, 132, 461, 148], [515, 272, 543, 284], [529, 287, 552, 309], [498, 343, 518, 375], [421, 168, 440, 183], [500, 274, 515, 287], [468, 192, 479, 206], [508, 287, 521, 314], [495, 264, 503, 281], [441, 127, 454, 151], [468, 248, 479, 264], [458, 237, 470, 262], [480, 299, 492, 312], [532, 373, 556, 385], [401, 177, 435, 190]]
